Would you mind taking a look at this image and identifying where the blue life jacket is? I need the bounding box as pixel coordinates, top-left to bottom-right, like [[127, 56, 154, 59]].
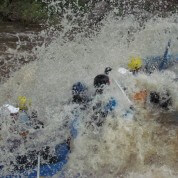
[[104, 97, 118, 113], [72, 82, 88, 95]]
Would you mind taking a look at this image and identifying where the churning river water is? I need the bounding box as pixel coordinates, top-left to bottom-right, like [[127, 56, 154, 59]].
[[0, 8, 178, 178]]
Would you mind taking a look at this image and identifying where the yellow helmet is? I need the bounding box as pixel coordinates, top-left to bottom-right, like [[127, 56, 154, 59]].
[[128, 57, 142, 70], [18, 96, 31, 111]]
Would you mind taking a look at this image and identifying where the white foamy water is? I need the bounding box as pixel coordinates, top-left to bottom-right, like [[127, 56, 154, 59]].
[[0, 10, 178, 177]]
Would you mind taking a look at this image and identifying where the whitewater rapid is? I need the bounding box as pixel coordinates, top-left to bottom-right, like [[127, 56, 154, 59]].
[[0, 12, 178, 177]]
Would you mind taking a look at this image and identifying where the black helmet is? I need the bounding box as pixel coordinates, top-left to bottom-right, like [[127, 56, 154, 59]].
[[150, 92, 160, 104], [150, 91, 172, 110], [94, 74, 110, 88]]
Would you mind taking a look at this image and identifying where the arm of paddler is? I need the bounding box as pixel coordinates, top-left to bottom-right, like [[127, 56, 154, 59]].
[[70, 118, 78, 139], [69, 98, 116, 138], [105, 97, 135, 120], [69, 107, 81, 139], [104, 97, 118, 113]]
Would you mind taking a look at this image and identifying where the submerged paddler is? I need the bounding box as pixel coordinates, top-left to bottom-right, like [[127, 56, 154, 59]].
[[0, 97, 30, 140], [1, 96, 44, 140], [8, 97, 70, 175], [71, 67, 115, 108], [125, 57, 173, 110], [17, 96, 31, 127], [70, 67, 118, 134], [91, 68, 118, 126], [126, 40, 175, 74], [17, 96, 44, 130], [93, 67, 117, 114], [128, 56, 143, 74]]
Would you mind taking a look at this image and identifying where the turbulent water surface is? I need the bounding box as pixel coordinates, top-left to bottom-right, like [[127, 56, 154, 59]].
[[0, 6, 178, 178], [0, 22, 43, 82]]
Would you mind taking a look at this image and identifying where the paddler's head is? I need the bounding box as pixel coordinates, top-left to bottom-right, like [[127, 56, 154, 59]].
[[128, 57, 142, 73], [94, 74, 110, 94]]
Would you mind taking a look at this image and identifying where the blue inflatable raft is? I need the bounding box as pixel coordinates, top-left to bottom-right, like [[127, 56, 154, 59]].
[[2, 142, 70, 178]]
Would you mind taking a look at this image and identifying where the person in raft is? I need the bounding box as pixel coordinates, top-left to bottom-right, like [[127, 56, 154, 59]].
[[70, 67, 118, 133], [127, 57, 172, 110]]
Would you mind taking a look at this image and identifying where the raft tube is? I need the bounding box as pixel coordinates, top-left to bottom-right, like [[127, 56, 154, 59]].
[[2, 143, 70, 177]]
